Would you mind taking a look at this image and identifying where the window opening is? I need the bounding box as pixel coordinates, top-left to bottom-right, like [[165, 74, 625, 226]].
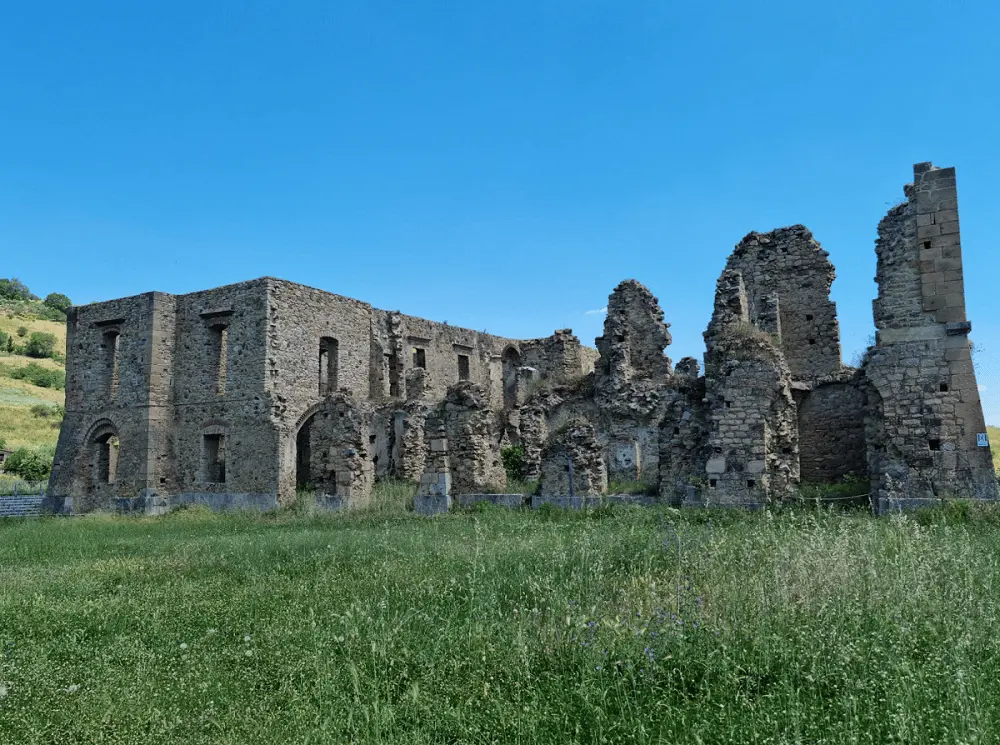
[[929, 439, 941, 452], [939, 383, 949, 392], [104, 330, 120, 400], [412, 347, 426, 369], [203, 434, 227, 483], [95, 434, 119, 485], [320, 337, 339, 395], [209, 324, 228, 395], [457, 354, 470, 381], [746, 480, 756, 489]]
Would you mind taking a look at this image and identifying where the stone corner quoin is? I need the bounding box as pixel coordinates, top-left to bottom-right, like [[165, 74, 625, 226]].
[[42, 163, 998, 516]]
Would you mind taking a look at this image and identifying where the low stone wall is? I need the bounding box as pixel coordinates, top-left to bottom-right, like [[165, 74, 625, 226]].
[[0, 495, 45, 518]]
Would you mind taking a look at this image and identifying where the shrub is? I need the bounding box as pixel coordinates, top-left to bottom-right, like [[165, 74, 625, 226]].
[[501, 444, 526, 482], [43, 293, 72, 313], [3, 446, 52, 481], [23, 331, 57, 359], [30, 403, 64, 419], [16, 326, 28, 337], [4, 362, 66, 390]]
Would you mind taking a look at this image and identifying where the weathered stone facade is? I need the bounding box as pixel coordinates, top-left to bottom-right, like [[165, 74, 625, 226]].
[[48, 162, 996, 514]]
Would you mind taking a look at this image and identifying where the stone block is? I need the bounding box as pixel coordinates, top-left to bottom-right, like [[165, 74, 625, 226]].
[[414, 493, 451, 516], [531, 495, 588, 510], [706, 457, 726, 474], [455, 493, 527, 509]]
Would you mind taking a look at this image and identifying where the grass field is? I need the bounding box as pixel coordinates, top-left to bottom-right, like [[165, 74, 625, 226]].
[[3, 502, 1000, 744], [990, 425, 1000, 472]]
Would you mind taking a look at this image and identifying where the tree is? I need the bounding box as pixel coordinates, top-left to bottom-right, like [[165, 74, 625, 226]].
[[24, 331, 57, 359], [43, 293, 72, 313], [0, 278, 37, 302]]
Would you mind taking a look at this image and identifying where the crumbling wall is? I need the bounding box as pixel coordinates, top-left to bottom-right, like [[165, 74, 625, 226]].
[[538, 420, 608, 496], [521, 329, 590, 384], [435, 382, 506, 494], [724, 227, 842, 380], [658, 374, 710, 505], [701, 269, 799, 506], [864, 163, 997, 506], [294, 392, 374, 505]]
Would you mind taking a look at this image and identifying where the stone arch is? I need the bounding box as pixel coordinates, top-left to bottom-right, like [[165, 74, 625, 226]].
[[83, 418, 120, 488], [293, 403, 329, 492], [797, 382, 866, 483]]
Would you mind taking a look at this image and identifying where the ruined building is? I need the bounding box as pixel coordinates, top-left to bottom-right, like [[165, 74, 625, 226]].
[[47, 163, 997, 514]]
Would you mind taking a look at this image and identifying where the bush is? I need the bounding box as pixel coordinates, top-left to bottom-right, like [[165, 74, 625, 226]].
[[0, 278, 37, 302], [0, 331, 8, 352], [16, 326, 28, 337], [23, 331, 57, 359], [2, 362, 66, 390], [2, 446, 52, 481], [43, 293, 72, 313], [501, 445, 526, 482]]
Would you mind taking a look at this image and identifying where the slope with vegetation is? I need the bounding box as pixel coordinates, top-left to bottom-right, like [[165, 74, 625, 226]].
[[0, 278, 69, 482]]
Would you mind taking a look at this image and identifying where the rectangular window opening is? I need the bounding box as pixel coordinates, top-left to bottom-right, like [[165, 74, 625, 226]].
[[923, 240, 932, 250], [203, 434, 227, 483], [939, 383, 949, 392], [103, 330, 120, 400], [746, 480, 756, 489], [673, 427, 680, 435], [709, 479, 718, 488], [929, 439, 941, 452], [805, 314, 814, 321], [320, 337, 339, 395], [412, 347, 426, 369], [209, 325, 228, 395], [457, 354, 470, 381], [808, 338, 816, 345]]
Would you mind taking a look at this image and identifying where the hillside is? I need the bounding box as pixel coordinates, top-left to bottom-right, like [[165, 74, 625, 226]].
[[990, 426, 1000, 473], [0, 285, 69, 480]]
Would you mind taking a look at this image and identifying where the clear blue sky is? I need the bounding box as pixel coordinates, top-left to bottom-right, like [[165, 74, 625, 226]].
[[2, 1, 998, 424]]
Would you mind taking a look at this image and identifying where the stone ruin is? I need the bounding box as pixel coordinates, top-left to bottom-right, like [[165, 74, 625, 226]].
[[46, 163, 997, 515]]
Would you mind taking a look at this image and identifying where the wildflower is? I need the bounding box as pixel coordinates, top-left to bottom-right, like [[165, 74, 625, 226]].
[[207, 628, 218, 635], [179, 643, 188, 650], [0, 682, 9, 699], [245, 649, 253, 657], [64, 684, 80, 695], [244, 635, 252, 643]]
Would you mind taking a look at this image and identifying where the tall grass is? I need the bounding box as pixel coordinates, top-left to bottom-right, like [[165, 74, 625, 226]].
[[2, 505, 1000, 743]]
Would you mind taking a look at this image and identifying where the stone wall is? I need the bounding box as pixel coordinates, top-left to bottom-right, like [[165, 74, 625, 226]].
[[864, 163, 997, 506], [538, 420, 608, 496], [796, 378, 866, 484], [701, 269, 799, 506], [724, 227, 842, 380]]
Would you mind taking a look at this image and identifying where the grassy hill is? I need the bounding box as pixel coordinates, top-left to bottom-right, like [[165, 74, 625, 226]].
[[990, 426, 1000, 473], [0, 300, 67, 458]]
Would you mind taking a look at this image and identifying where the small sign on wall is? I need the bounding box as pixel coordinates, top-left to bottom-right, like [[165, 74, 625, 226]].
[[977, 432, 990, 448]]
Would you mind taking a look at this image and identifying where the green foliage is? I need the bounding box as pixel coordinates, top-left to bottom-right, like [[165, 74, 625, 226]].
[[0, 278, 37, 302], [0, 362, 67, 390], [608, 479, 658, 495], [794, 474, 870, 506], [4, 508, 1000, 740], [2, 445, 53, 480], [22, 331, 57, 359], [42, 292, 72, 313], [29, 402, 64, 421], [501, 444, 526, 482], [16, 326, 27, 338]]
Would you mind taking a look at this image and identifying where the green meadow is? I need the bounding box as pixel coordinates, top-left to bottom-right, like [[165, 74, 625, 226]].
[[3, 499, 1000, 744]]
